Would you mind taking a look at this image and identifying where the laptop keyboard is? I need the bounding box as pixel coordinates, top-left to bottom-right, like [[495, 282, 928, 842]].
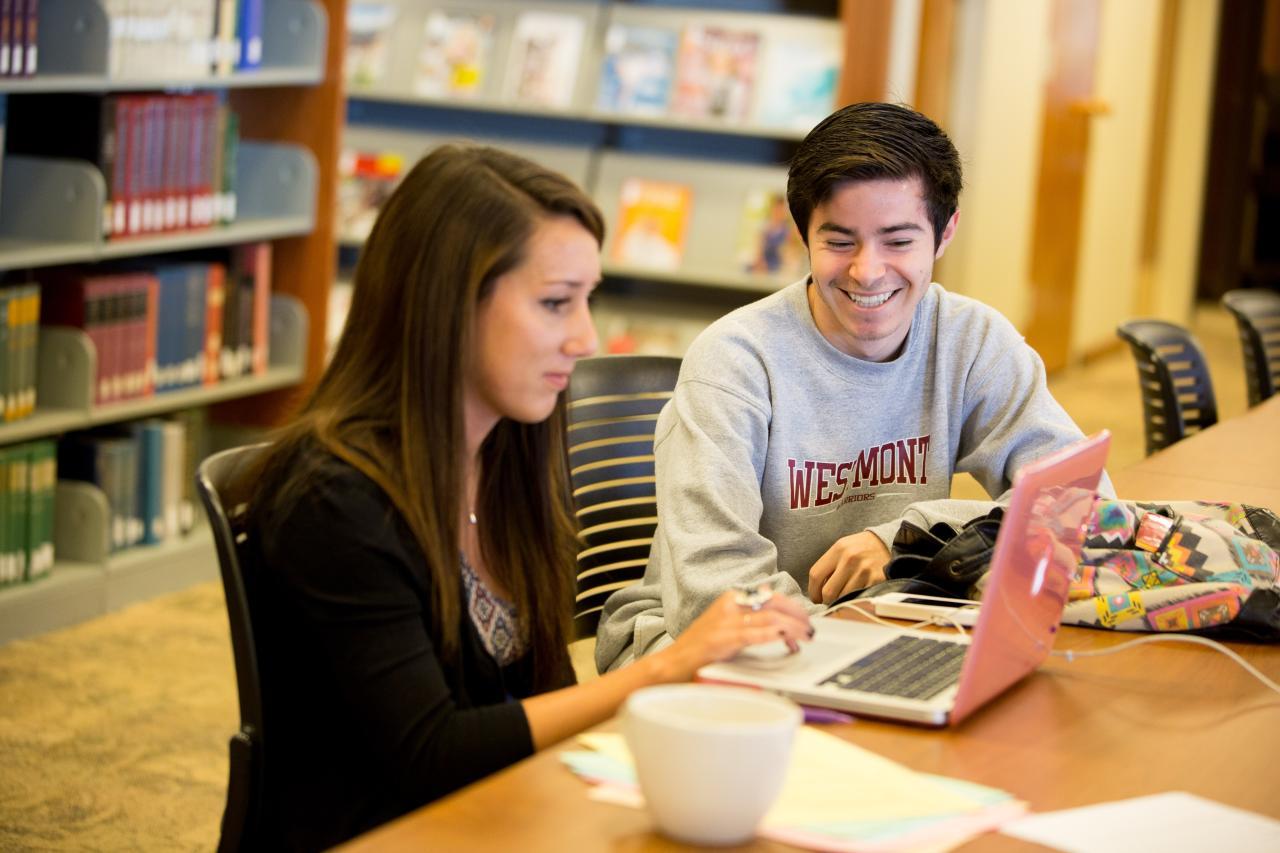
[[820, 635, 967, 700]]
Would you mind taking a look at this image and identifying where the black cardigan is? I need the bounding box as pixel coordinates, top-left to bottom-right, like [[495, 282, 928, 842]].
[[244, 448, 568, 850]]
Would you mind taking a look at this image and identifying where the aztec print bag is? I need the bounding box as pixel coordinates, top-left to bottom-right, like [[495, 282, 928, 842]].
[[1066, 500, 1280, 641], [872, 501, 1280, 641]]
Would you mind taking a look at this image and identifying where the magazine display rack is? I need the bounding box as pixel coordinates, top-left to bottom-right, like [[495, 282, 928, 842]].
[[336, 123, 594, 248], [344, 1, 842, 141], [338, 0, 842, 346], [0, 0, 326, 92]]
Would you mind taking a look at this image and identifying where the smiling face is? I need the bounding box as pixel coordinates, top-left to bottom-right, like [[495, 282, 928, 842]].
[[465, 215, 601, 446], [806, 176, 958, 362]]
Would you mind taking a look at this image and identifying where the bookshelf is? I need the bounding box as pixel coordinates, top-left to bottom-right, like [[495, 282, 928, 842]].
[[335, 0, 889, 354], [0, 0, 338, 645]]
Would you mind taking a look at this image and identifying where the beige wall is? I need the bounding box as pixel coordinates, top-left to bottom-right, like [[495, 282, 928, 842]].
[[938, 0, 1220, 359], [1070, 0, 1160, 356], [940, 0, 1051, 329], [1147, 0, 1220, 324]]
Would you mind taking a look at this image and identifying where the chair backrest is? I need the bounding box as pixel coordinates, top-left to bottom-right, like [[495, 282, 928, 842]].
[[566, 355, 680, 640], [1116, 320, 1219, 455], [195, 443, 270, 853], [1221, 288, 1280, 406]]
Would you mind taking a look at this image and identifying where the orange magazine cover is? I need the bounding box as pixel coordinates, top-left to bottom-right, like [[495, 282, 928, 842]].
[[611, 178, 693, 271]]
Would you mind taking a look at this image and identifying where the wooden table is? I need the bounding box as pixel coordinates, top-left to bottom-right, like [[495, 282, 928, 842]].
[[344, 401, 1280, 852]]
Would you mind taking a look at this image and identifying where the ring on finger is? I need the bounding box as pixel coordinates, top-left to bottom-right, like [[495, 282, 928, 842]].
[[734, 585, 774, 612]]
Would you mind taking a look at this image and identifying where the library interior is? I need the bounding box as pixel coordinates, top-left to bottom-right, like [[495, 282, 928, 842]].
[[1, 0, 1278, 851]]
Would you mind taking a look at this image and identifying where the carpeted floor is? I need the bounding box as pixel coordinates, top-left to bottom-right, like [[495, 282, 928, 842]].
[[0, 583, 236, 851]]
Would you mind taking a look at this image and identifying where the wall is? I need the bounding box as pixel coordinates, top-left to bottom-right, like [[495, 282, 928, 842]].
[[1148, 0, 1221, 323], [939, 0, 1051, 329], [939, 0, 1220, 356], [1069, 0, 1160, 356]]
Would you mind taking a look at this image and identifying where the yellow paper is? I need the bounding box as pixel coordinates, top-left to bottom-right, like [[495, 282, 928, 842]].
[[578, 727, 990, 827]]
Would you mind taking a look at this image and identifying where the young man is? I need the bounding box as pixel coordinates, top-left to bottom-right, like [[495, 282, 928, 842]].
[[595, 102, 1110, 673]]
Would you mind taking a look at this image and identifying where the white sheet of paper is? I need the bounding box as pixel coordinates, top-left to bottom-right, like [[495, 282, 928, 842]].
[[1002, 791, 1280, 853]]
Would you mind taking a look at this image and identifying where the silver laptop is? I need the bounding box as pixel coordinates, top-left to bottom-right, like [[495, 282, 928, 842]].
[[698, 431, 1110, 726]]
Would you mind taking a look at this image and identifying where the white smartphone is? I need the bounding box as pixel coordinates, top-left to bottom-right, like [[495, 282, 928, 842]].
[[871, 592, 981, 627]]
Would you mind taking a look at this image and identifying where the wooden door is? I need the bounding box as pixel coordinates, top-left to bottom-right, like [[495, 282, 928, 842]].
[[1024, 0, 1102, 372]]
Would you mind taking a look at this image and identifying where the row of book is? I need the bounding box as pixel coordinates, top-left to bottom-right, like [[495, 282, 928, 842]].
[[7, 93, 240, 240], [1, 282, 39, 424], [346, 3, 840, 131], [58, 410, 206, 556], [0, 0, 39, 78], [103, 0, 265, 80], [337, 153, 806, 280], [0, 439, 55, 586], [41, 243, 272, 407]]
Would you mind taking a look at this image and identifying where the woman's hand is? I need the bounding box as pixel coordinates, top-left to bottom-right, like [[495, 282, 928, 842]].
[[653, 589, 814, 683]]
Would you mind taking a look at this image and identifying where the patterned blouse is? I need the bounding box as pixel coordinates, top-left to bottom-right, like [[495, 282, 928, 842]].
[[459, 553, 527, 666]]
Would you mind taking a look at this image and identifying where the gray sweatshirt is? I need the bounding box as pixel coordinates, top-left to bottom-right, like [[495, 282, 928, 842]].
[[594, 280, 1111, 672]]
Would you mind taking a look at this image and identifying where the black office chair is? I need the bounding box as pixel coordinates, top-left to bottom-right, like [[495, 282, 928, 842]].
[[1116, 320, 1218, 456], [195, 444, 269, 853], [1221, 288, 1280, 407], [565, 355, 681, 640]]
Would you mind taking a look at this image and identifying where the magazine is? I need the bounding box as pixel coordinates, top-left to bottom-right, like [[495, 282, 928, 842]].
[[735, 188, 806, 280], [611, 178, 693, 271], [335, 149, 405, 243], [344, 2, 397, 88], [754, 39, 839, 130], [414, 10, 496, 99], [595, 23, 678, 115], [503, 11, 587, 109], [671, 25, 760, 123]]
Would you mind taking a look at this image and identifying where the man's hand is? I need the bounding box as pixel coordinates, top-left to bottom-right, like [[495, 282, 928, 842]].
[[807, 531, 891, 604]]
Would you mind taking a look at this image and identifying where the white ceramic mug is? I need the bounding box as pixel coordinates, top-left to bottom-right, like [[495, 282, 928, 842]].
[[622, 684, 801, 846]]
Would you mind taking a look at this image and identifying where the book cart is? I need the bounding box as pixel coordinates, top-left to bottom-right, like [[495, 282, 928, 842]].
[[0, 0, 336, 644], [336, 0, 884, 356]]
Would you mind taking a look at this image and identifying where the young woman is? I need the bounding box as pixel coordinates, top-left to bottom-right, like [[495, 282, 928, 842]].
[[242, 145, 811, 850]]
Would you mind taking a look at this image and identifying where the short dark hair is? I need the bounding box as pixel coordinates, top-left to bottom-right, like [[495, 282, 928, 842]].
[[787, 102, 962, 249]]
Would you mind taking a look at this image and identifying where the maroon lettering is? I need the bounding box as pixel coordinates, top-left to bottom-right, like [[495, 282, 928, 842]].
[[834, 461, 851, 498], [851, 446, 880, 487], [788, 458, 815, 509], [878, 442, 896, 483], [917, 435, 930, 484], [814, 462, 837, 506], [897, 437, 917, 483]]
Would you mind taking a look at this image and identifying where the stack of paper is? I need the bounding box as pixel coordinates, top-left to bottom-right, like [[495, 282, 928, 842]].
[[561, 727, 1026, 852]]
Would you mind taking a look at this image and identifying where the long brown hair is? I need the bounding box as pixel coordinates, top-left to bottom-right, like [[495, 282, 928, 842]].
[[253, 144, 604, 689]]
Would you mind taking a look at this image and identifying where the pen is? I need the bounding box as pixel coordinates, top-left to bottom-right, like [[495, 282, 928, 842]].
[[801, 705, 856, 725]]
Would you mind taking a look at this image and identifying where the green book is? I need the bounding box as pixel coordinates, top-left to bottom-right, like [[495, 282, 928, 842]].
[[0, 289, 10, 424], [0, 447, 11, 583], [9, 443, 29, 581]]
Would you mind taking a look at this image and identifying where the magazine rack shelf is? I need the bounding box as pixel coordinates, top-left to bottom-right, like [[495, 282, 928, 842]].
[[343, 1, 841, 143], [0, 143, 318, 272], [0, 0, 326, 93], [348, 90, 813, 144], [0, 293, 307, 447], [338, 0, 841, 348]]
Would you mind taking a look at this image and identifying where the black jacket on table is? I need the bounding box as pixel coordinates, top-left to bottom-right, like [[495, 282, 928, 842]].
[[242, 445, 572, 851]]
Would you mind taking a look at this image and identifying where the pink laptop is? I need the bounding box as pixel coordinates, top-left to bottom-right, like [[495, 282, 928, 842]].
[[698, 431, 1110, 726]]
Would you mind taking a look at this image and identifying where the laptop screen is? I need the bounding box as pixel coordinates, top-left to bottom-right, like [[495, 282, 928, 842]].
[[949, 432, 1109, 723]]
